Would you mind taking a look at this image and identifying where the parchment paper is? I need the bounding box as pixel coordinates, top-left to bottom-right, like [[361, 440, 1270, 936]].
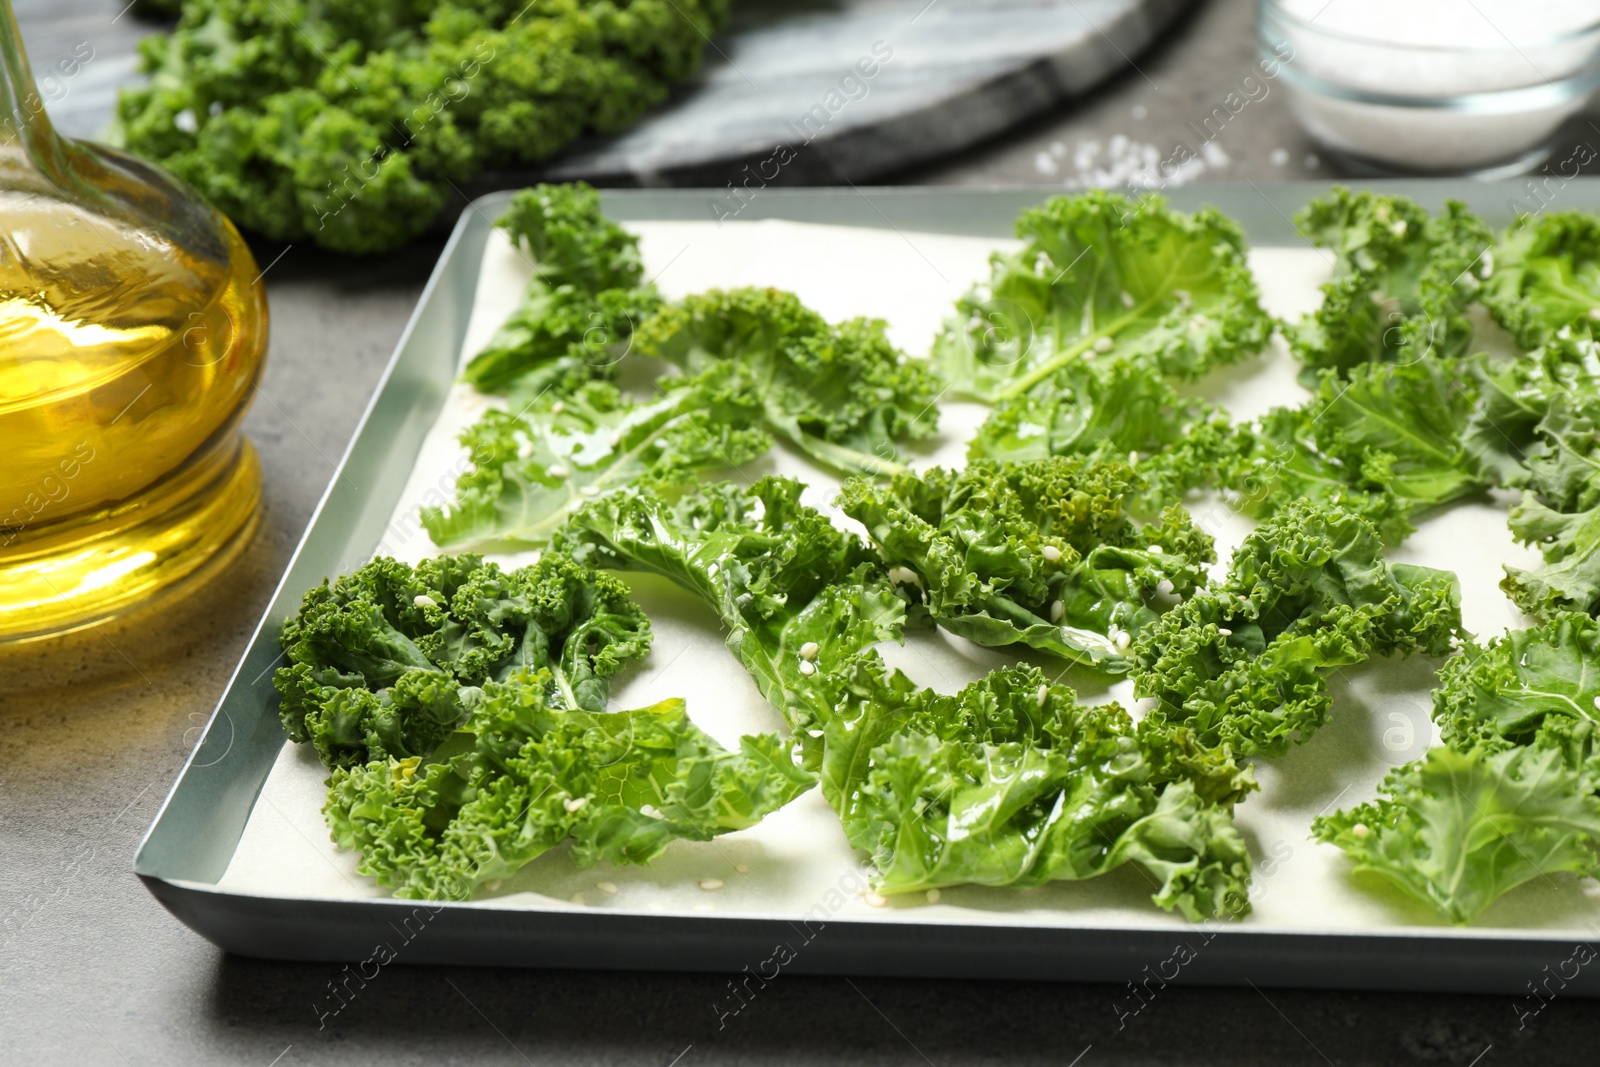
[[217, 218, 1600, 938]]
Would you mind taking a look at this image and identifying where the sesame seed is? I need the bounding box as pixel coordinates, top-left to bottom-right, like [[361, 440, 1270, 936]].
[[1148, 545, 1163, 554], [547, 463, 570, 479], [798, 660, 817, 676], [413, 594, 437, 608], [1217, 627, 1233, 637], [925, 889, 941, 904], [564, 796, 588, 813], [1036, 684, 1049, 707], [864, 892, 888, 907], [699, 878, 724, 891], [1093, 336, 1114, 353], [551, 400, 566, 414], [799, 641, 820, 660], [570, 892, 586, 905], [1114, 630, 1131, 650], [1049, 600, 1065, 623], [485, 880, 502, 892], [807, 728, 824, 738], [736, 864, 750, 874], [1351, 823, 1369, 839], [1589, 308, 1600, 321], [1120, 291, 1135, 308], [640, 804, 664, 819], [1593, 696, 1600, 712], [1156, 579, 1174, 596], [1042, 545, 1063, 563], [579, 484, 599, 496], [596, 881, 618, 894]]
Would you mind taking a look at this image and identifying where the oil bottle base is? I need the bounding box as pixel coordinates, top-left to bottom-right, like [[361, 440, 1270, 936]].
[[0, 433, 262, 645]]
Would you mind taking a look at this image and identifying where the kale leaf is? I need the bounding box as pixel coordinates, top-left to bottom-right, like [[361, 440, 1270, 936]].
[[422, 371, 771, 550], [932, 191, 1273, 402], [814, 651, 1253, 919], [1289, 189, 1491, 380], [632, 288, 942, 477], [555, 476, 906, 733], [1483, 210, 1600, 350], [325, 670, 814, 899], [966, 358, 1236, 509], [1134, 501, 1461, 796], [275, 553, 651, 768], [836, 458, 1213, 672], [1312, 742, 1600, 924], [463, 185, 663, 394]]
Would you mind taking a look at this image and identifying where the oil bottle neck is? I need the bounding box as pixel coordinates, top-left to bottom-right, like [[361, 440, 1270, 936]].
[[0, 0, 68, 179]]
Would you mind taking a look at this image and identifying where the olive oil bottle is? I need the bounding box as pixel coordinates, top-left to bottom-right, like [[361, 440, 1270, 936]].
[[0, 4, 268, 643]]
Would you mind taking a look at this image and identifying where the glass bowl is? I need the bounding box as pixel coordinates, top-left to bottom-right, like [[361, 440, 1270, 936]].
[[1259, 0, 1600, 176]]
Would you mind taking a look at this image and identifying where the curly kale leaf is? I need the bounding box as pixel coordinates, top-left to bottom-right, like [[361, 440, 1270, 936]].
[[1504, 493, 1600, 619], [463, 185, 664, 393], [837, 458, 1213, 672], [275, 553, 652, 768], [633, 288, 941, 477], [1289, 189, 1491, 379], [932, 191, 1273, 402], [813, 652, 1252, 919], [554, 476, 905, 732], [1483, 210, 1600, 350], [967, 358, 1237, 509], [1312, 742, 1600, 924], [1224, 357, 1485, 542], [117, 2, 731, 253], [1434, 613, 1600, 758], [1465, 334, 1600, 616], [324, 671, 814, 899], [1134, 501, 1461, 791], [422, 372, 771, 550]]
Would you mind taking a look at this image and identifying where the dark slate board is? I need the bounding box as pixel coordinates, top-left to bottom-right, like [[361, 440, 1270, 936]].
[[20, 0, 1191, 188]]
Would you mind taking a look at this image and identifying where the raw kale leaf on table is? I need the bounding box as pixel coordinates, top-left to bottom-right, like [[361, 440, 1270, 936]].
[[116, 1, 731, 253]]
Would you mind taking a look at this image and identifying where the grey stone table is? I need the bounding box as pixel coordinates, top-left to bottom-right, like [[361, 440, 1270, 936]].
[[6, 0, 1600, 1064]]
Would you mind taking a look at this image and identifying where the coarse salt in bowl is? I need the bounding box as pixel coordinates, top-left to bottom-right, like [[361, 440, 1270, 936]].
[[1260, 0, 1600, 174]]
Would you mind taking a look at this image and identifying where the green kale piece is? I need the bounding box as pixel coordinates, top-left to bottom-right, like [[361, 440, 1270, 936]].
[[813, 652, 1253, 920], [275, 553, 651, 768], [632, 288, 942, 477], [116, 2, 732, 253], [421, 371, 771, 550], [463, 185, 664, 394], [1312, 742, 1600, 924], [836, 458, 1213, 672], [1434, 613, 1600, 758], [1224, 357, 1485, 542], [966, 358, 1237, 509], [1289, 189, 1491, 380], [1483, 210, 1600, 350], [554, 476, 906, 734], [325, 670, 814, 899], [1134, 501, 1462, 796], [932, 191, 1273, 402]]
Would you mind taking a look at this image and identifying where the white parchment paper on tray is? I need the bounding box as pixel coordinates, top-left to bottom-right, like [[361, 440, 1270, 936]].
[[218, 218, 1600, 938]]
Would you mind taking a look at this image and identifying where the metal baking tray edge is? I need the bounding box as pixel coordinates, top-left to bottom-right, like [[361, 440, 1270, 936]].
[[136, 181, 1600, 994]]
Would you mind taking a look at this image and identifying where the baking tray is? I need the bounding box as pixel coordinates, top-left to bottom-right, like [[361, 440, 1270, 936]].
[[137, 182, 1600, 994]]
